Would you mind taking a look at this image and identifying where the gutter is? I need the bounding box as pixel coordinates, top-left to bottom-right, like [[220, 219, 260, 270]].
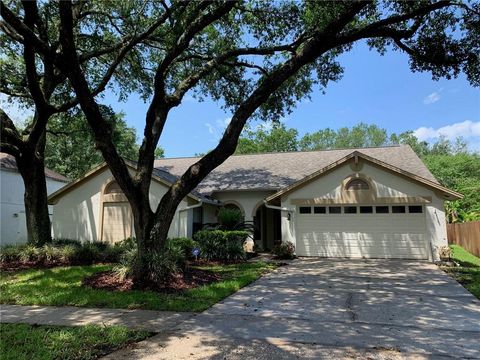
[[177, 201, 203, 237], [263, 200, 296, 221]]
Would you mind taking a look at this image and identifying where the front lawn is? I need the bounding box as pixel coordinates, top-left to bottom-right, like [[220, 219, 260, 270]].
[[0, 323, 151, 360], [443, 245, 480, 299], [0, 261, 276, 312]]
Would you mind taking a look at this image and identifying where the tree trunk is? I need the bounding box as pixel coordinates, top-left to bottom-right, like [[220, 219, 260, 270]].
[[130, 199, 155, 285], [16, 142, 52, 246]]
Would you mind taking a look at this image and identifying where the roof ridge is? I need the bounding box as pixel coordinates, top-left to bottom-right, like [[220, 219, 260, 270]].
[[155, 145, 404, 161]]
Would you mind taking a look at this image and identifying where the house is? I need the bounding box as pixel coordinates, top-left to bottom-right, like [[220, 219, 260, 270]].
[[0, 153, 69, 245], [48, 145, 461, 261]]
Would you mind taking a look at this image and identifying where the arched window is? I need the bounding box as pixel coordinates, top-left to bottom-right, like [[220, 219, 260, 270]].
[[104, 181, 123, 194], [345, 178, 369, 190]]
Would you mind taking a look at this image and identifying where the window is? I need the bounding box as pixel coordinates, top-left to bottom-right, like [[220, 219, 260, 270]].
[[392, 205, 406, 213], [299, 207, 311, 214], [314, 206, 326, 214], [329, 206, 341, 214], [344, 206, 357, 214], [409, 205, 423, 213], [360, 206, 373, 214], [104, 181, 123, 194], [346, 178, 369, 190], [376, 206, 389, 214]]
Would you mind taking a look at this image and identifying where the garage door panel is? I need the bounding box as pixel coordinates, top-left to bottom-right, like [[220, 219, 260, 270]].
[[296, 209, 428, 259]]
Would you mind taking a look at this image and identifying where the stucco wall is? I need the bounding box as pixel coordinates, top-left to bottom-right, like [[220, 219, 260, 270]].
[[51, 167, 189, 242], [280, 160, 447, 261], [1, 169, 66, 245]]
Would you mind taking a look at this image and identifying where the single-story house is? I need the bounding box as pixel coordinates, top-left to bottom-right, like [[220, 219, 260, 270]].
[[48, 145, 461, 261], [0, 153, 69, 245]]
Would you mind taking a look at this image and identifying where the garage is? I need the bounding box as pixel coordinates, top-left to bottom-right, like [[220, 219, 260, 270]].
[[295, 204, 429, 259]]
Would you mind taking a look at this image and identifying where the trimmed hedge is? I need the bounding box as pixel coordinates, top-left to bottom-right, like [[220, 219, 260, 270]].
[[194, 230, 248, 261]]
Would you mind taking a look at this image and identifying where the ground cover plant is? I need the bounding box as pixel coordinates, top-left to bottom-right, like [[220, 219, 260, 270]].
[[0, 323, 151, 360]]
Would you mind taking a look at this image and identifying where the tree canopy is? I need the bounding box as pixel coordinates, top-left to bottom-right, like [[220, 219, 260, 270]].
[[2, 0, 479, 282]]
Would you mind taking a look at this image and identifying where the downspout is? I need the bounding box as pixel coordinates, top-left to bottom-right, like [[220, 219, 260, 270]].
[[263, 200, 294, 213], [178, 201, 203, 238]]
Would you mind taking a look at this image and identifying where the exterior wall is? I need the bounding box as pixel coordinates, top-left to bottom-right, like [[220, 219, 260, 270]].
[[0, 169, 66, 245], [212, 190, 275, 222], [280, 161, 447, 261], [51, 167, 189, 242]]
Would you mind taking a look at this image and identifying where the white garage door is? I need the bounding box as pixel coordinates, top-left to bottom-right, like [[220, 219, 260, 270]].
[[295, 205, 428, 259]]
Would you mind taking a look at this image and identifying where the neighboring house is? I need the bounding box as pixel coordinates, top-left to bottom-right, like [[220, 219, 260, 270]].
[[0, 153, 69, 245], [48, 145, 461, 261]]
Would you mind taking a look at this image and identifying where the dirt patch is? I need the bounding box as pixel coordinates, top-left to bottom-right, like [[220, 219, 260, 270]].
[[83, 267, 222, 292]]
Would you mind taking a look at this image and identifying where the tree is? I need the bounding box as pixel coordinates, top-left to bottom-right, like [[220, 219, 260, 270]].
[[0, 0, 166, 245], [44, 107, 156, 179], [300, 123, 388, 150], [3, 1, 479, 283], [236, 122, 298, 154]]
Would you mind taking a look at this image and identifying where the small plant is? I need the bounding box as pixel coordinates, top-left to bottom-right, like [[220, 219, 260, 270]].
[[19, 244, 41, 263], [272, 241, 296, 260], [145, 244, 186, 286], [437, 245, 452, 261]]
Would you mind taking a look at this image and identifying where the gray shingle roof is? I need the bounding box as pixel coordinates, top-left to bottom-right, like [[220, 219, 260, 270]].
[[154, 145, 438, 195], [0, 153, 69, 182]]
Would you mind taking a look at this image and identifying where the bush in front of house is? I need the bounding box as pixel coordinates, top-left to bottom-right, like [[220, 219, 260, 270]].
[[0, 239, 128, 269], [272, 241, 296, 260], [217, 207, 243, 230], [194, 230, 248, 261], [167, 237, 199, 259]]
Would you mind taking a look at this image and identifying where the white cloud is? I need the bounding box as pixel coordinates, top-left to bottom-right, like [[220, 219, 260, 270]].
[[423, 91, 441, 105], [204, 117, 231, 142], [413, 120, 480, 141]]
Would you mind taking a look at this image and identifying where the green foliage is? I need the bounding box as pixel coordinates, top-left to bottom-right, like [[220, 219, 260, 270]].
[[194, 230, 248, 261], [444, 245, 480, 299], [145, 246, 186, 286], [0, 241, 125, 268], [0, 323, 151, 360], [217, 207, 244, 230], [236, 123, 299, 154], [423, 152, 480, 222], [272, 241, 296, 260], [0, 262, 276, 312], [168, 237, 199, 259], [44, 107, 164, 179]]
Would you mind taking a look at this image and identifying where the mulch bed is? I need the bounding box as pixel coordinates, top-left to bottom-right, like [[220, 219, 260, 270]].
[[82, 267, 222, 293]]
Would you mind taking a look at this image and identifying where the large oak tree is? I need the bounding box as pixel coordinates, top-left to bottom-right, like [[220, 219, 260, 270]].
[[3, 1, 479, 282]]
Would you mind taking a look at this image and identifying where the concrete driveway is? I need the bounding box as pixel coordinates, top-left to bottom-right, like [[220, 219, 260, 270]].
[[104, 259, 480, 359]]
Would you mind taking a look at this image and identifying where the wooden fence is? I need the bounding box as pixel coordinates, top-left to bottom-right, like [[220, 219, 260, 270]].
[[447, 221, 480, 257]]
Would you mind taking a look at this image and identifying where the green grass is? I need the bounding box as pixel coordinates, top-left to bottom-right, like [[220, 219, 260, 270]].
[[0, 323, 151, 360], [0, 261, 276, 312], [443, 245, 480, 299]]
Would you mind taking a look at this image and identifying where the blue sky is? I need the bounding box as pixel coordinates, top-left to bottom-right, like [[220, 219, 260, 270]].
[[103, 42, 479, 157], [3, 42, 479, 157]]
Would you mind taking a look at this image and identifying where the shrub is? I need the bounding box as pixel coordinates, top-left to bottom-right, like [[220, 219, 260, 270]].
[[19, 244, 42, 263], [72, 243, 101, 265], [194, 230, 248, 261], [146, 244, 186, 286], [217, 207, 243, 230], [167, 237, 199, 259], [42, 244, 61, 262], [51, 238, 81, 247], [113, 246, 137, 280], [272, 241, 295, 260], [0, 245, 22, 263]]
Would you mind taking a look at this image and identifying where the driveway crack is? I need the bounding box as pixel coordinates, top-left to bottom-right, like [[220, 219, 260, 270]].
[[345, 292, 358, 321]]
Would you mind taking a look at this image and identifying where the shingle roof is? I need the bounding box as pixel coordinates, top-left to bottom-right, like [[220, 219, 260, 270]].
[[154, 145, 438, 195], [0, 153, 69, 182]]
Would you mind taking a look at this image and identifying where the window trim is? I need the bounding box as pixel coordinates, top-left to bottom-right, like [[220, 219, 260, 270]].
[[345, 178, 370, 191]]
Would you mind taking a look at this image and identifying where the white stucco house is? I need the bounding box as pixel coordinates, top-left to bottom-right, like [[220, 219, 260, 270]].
[[0, 153, 69, 245], [48, 145, 461, 261]]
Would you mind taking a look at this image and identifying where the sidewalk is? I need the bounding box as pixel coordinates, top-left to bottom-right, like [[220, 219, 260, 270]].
[[0, 304, 194, 332]]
